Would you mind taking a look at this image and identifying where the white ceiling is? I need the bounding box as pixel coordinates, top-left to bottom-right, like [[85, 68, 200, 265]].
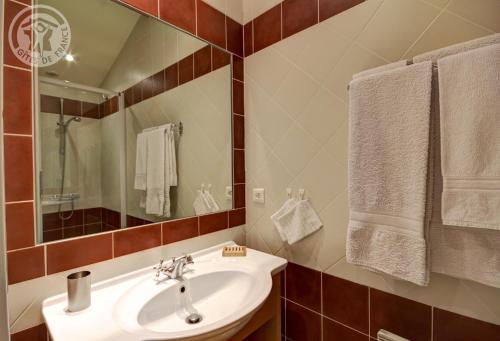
[[37, 0, 140, 88]]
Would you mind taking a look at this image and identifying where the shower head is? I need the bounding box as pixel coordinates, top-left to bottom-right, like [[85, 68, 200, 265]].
[[57, 116, 82, 127], [65, 117, 82, 126]]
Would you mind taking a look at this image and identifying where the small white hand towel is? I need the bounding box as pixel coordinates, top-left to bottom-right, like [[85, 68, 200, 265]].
[[193, 190, 211, 215], [271, 198, 299, 242], [274, 199, 323, 245], [145, 129, 165, 216], [204, 190, 220, 212], [134, 132, 147, 190], [438, 43, 500, 230]]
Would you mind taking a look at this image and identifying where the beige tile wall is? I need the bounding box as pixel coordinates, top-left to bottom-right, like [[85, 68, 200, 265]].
[[243, 0, 500, 324]]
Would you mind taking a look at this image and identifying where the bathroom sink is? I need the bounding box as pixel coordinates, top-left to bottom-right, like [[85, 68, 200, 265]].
[[42, 242, 287, 341], [114, 261, 270, 340]]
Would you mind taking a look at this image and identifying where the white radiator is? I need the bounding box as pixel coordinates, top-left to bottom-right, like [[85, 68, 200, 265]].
[[377, 329, 410, 341]]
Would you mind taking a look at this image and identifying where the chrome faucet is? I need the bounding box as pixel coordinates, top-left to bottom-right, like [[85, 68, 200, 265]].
[[154, 254, 194, 280]]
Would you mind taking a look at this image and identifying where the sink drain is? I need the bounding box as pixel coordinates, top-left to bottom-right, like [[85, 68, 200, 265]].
[[185, 313, 203, 324]]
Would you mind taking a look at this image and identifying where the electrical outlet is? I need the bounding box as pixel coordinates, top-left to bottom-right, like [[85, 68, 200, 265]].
[[253, 188, 265, 204]]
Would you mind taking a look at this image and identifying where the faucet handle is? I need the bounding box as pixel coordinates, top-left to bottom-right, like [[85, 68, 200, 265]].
[[154, 259, 164, 270], [154, 259, 164, 278]]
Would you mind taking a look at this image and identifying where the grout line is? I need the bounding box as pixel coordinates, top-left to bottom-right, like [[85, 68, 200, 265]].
[[6, 245, 40, 253], [9, 0, 30, 7], [3, 64, 31, 72], [194, 0, 198, 35], [285, 298, 322, 316], [368, 287, 371, 338], [401, 3, 449, 59], [5, 200, 34, 205], [225, 15, 228, 50], [323, 315, 372, 338], [44, 245, 47, 275], [431, 306, 434, 341], [320, 271, 324, 341], [3, 133, 32, 138], [280, 3, 283, 40]]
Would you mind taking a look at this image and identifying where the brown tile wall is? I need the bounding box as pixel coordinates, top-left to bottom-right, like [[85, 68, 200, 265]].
[[123, 45, 231, 109], [244, 0, 364, 57], [41, 207, 130, 242], [120, 0, 243, 57], [40, 95, 118, 119], [3, 0, 245, 295], [282, 262, 500, 341]]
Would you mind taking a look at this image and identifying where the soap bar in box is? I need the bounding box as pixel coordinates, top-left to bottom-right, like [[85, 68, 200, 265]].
[[222, 245, 247, 257]]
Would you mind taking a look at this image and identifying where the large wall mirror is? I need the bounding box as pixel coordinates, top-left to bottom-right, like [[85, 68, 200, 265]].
[[34, 0, 233, 243]]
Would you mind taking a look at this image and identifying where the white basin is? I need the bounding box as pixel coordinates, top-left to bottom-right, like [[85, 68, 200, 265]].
[[42, 242, 287, 341]]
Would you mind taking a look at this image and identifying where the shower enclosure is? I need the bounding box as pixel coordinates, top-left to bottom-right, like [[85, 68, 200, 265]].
[[35, 77, 126, 243]]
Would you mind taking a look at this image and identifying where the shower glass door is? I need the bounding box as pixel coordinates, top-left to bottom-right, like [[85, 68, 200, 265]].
[[36, 87, 125, 242]]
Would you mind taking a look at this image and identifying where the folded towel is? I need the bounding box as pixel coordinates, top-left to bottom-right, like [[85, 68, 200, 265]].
[[353, 60, 407, 79], [146, 128, 165, 216], [134, 132, 147, 190], [346, 61, 433, 286], [271, 198, 299, 242], [272, 199, 322, 245], [437, 43, 500, 230]]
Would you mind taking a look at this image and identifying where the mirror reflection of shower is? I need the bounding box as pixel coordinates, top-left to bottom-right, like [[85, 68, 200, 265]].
[[57, 98, 81, 221]]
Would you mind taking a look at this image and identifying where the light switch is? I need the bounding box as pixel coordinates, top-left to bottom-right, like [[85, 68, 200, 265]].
[[253, 188, 265, 203]]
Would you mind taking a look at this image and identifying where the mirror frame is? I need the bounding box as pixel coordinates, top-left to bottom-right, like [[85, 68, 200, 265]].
[[3, 0, 245, 284]]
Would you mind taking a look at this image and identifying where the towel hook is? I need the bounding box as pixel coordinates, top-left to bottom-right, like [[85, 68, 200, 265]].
[[298, 189, 305, 200], [286, 188, 293, 199]]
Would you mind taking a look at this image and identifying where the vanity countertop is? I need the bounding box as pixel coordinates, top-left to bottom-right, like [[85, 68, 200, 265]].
[[42, 242, 287, 341]]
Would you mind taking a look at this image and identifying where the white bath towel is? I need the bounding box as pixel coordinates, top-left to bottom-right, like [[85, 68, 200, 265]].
[[134, 132, 147, 191], [414, 34, 500, 288], [163, 124, 177, 218], [346, 61, 433, 286], [145, 128, 166, 216], [437, 43, 500, 230], [165, 124, 177, 187], [272, 199, 322, 245]]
